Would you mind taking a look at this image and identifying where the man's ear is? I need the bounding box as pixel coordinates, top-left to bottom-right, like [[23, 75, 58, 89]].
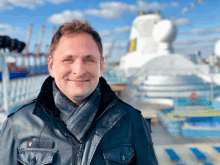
[[48, 55, 55, 78], [100, 56, 104, 77]]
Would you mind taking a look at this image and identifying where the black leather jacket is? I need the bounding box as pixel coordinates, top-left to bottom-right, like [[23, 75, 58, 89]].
[[0, 76, 158, 165]]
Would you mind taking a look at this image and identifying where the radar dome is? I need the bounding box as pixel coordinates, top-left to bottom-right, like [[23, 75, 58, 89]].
[[215, 40, 220, 56], [153, 19, 177, 43]]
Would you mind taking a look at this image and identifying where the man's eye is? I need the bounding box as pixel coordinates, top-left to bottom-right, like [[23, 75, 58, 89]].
[[86, 59, 94, 62], [64, 59, 71, 61]]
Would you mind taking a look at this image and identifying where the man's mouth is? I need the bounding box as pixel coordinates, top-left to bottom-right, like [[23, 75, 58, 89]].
[[68, 80, 89, 82]]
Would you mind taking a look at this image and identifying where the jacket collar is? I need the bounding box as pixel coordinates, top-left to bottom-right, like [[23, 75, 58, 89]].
[[33, 76, 124, 142]]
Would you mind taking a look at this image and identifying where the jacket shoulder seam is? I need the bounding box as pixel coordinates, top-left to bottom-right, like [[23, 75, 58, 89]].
[[39, 123, 47, 141], [8, 117, 21, 154], [8, 99, 36, 117]]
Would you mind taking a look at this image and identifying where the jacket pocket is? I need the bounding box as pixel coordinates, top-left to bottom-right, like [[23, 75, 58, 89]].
[[17, 148, 57, 165], [102, 144, 134, 165]]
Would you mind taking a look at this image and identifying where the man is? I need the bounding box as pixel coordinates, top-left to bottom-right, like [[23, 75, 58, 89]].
[[0, 20, 158, 165]]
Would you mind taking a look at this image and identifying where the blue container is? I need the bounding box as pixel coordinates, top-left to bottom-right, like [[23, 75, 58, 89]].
[[0, 72, 28, 81]]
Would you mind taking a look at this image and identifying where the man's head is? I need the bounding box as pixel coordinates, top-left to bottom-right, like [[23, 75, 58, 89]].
[[48, 20, 104, 106]]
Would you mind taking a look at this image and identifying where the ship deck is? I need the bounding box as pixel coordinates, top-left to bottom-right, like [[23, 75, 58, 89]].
[[124, 95, 220, 164], [143, 107, 220, 165], [154, 142, 220, 165]]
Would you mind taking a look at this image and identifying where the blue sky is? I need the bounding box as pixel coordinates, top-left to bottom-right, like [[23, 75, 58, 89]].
[[0, 0, 220, 61]]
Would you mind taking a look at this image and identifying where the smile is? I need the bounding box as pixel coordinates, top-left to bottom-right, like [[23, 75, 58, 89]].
[[68, 80, 89, 82]]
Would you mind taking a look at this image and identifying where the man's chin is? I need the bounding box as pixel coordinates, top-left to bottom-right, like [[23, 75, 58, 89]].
[[71, 92, 90, 100]]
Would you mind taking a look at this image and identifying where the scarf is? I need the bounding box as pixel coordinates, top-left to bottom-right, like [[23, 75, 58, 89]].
[[52, 80, 101, 142]]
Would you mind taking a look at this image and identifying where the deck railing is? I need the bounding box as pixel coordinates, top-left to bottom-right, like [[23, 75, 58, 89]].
[[0, 75, 48, 111], [0, 52, 48, 113]]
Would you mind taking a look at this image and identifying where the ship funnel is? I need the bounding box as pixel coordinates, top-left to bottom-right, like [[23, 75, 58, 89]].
[[155, 10, 161, 15], [153, 19, 177, 55], [139, 11, 145, 16]]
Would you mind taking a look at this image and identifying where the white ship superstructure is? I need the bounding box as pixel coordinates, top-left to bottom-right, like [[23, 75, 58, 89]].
[[119, 11, 220, 105], [132, 14, 161, 55], [119, 12, 163, 77]]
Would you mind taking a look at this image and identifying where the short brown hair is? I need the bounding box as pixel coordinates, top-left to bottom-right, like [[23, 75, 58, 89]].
[[50, 20, 103, 58]]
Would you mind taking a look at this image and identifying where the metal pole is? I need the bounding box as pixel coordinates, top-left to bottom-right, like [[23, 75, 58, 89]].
[[209, 57, 214, 105], [1, 52, 10, 112], [210, 74, 214, 105], [175, 74, 177, 106], [174, 73, 178, 116]]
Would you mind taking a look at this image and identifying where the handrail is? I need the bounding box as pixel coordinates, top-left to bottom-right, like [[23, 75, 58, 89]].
[[0, 52, 48, 113]]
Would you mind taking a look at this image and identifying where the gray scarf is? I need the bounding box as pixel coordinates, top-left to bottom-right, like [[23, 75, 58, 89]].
[[52, 80, 101, 142]]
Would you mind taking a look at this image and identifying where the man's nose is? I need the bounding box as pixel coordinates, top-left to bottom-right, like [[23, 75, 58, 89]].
[[72, 60, 86, 76]]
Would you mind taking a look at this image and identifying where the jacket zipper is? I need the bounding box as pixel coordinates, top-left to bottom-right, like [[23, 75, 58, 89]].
[[64, 99, 117, 164], [64, 133, 81, 165]]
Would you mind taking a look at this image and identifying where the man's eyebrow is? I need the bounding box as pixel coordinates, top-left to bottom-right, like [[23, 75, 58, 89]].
[[63, 54, 96, 59], [84, 55, 96, 59], [64, 55, 74, 58]]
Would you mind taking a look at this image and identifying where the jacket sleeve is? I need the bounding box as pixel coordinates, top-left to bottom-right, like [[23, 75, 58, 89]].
[[0, 117, 18, 165], [132, 112, 159, 165]]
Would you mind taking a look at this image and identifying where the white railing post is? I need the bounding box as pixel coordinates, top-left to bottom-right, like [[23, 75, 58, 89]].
[[1, 52, 10, 112], [0, 50, 49, 113]]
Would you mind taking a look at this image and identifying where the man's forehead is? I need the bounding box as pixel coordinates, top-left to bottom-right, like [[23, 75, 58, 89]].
[[52, 32, 102, 59]]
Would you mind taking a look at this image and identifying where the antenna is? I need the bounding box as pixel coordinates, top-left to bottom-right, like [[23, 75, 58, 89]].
[[169, 0, 204, 20]]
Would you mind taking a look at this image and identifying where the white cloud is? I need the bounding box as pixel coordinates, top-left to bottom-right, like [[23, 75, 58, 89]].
[[0, 24, 24, 35], [103, 40, 127, 60], [0, 24, 12, 29], [174, 39, 198, 45], [173, 18, 191, 27], [104, 42, 126, 49], [103, 42, 112, 49], [0, 5, 13, 10], [174, 37, 220, 58], [114, 26, 130, 33], [0, 0, 71, 10], [84, 1, 181, 20], [100, 1, 137, 13], [174, 37, 219, 46], [99, 30, 112, 37], [115, 42, 127, 49], [99, 26, 130, 38], [6, 0, 45, 9], [103, 42, 112, 57], [137, 1, 167, 11], [48, 10, 85, 25], [85, 9, 123, 19], [46, 0, 71, 5], [0, 0, 7, 8], [105, 38, 115, 42], [170, 2, 179, 7], [187, 27, 220, 35]]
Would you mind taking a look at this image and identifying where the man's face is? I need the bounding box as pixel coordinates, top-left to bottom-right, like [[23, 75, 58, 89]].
[[48, 32, 104, 106]]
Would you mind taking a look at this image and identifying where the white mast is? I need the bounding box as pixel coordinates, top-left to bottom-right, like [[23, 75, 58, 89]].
[[47, 26, 56, 57], [23, 24, 33, 69], [24, 24, 33, 56], [36, 25, 45, 57]]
